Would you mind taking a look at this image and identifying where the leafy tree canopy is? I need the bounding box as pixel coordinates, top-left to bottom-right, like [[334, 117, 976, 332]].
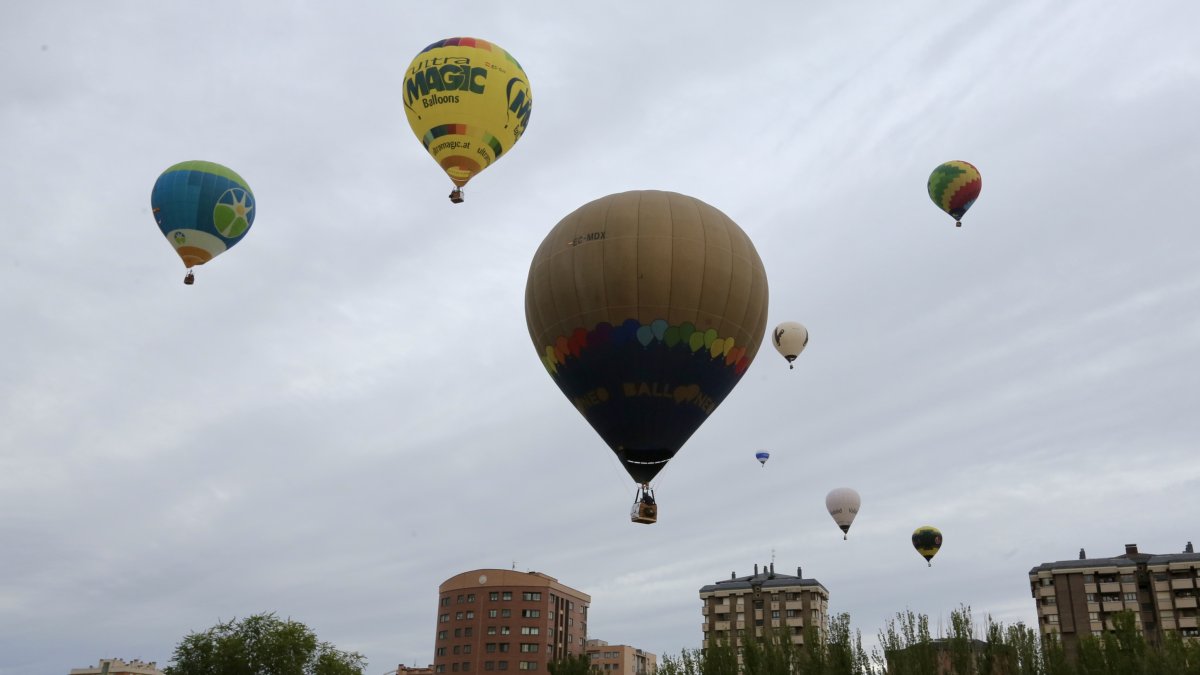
[[164, 612, 366, 675]]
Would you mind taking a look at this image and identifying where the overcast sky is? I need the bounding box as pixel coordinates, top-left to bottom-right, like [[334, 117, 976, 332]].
[[3, 1, 1199, 673]]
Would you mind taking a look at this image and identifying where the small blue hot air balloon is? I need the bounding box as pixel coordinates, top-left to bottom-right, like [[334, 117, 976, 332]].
[[151, 160, 255, 284], [755, 450, 770, 467]]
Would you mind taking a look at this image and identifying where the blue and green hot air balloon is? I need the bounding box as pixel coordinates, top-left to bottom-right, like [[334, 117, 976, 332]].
[[151, 160, 255, 284]]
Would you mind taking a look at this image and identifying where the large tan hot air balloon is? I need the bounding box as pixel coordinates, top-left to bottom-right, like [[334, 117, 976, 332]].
[[525, 190, 769, 524]]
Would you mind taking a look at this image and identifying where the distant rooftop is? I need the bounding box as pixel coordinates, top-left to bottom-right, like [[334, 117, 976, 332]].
[[1029, 542, 1199, 574], [700, 563, 827, 594]]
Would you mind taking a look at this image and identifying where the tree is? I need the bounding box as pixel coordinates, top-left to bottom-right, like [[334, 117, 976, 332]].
[[547, 654, 592, 675], [164, 613, 366, 675]]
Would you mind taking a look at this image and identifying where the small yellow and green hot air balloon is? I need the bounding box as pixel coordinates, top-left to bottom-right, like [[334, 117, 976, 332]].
[[151, 161, 255, 285], [402, 37, 532, 204], [927, 160, 981, 227], [912, 525, 943, 567]]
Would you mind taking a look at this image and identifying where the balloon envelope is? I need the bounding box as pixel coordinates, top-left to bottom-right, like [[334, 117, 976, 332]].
[[403, 37, 532, 189], [151, 160, 255, 271], [755, 451, 770, 466], [525, 191, 769, 485], [912, 525, 943, 564], [825, 487, 860, 537], [928, 161, 981, 224], [772, 321, 808, 366]]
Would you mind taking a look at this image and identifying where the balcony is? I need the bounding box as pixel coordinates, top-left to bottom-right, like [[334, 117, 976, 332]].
[[1172, 578, 1196, 590], [785, 601, 804, 610], [1176, 597, 1198, 609], [714, 621, 731, 631], [712, 602, 731, 613], [785, 617, 804, 627], [1178, 616, 1198, 629], [1102, 602, 1125, 612], [1099, 582, 1122, 594]]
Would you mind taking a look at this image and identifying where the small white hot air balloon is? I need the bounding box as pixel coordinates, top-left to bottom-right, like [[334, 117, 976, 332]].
[[772, 321, 809, 369], [825, 487, 860, 540]]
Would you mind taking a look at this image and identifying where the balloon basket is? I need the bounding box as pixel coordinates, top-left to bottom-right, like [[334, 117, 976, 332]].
[[449, 188, 464, 204], [184, 270, 195, 285]]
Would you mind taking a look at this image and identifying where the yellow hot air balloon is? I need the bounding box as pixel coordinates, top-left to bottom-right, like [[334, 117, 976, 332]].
[[402, 37, 532, 204]]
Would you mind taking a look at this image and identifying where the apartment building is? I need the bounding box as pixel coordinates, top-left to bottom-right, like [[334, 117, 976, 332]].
[[699, 562, 829, 650], [434, 568, 591, 673], [1028, 541, 1199, 653], [584, 639, 657, 674]]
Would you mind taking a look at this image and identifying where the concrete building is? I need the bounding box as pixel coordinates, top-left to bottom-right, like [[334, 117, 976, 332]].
[[68, 659, 163, 675], [1028, 542, 1200, 653], [434, 568, 591, 673], [699, 562, 829, 650], [584, 639, 657, 674]]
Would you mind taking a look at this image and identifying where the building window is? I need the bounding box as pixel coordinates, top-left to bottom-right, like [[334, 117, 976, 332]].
[[1042, 597, 1056, 605], [753, 600, 764, 609], [1048, 615, 1059, 624], [501, 627, 511, 635], [490, 592, 499, 601], [443, 597, 451, 606], [455, 629, 462, 637], [467, 594, 476, 602], [465, 628, 474, 637], [502, 609, 512, 618], [502, 592, 513, 600], [518, 663, 537, 671], [786, 610, 799, 618], [1089, 613, 1099, 621], [454, 646, 461, 655], [771, 611, 780, 619], [1124, 593, 1137, 602], [464, 645, 472, 654], [467, 611, 476, 619], [1086, 594, 1096, 603], [499, 644, 510, 653], [458, 595, 465, 604], [439, 631, 448, 640], [1121, 574, 1134, 583], [1042, 578, 1056, 586], [485, 663, 494, 672], [521, 627, 540, 635], [1083, 575, 1094, 583], [457, 612, 464, 620], [437, 648, 447, 656], [488, 627, 497, 635], [520, 644, 538, 652], [489, 610, 498, 618], [441, 614, 450, 623], [497, 663, 508, 671], [522, 610, 540, 618], [487, 644, 497, 653], [523, 592, 542, 601]]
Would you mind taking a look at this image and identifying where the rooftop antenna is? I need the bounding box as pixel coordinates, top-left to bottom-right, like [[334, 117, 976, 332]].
[[512, 561, 517, 570]]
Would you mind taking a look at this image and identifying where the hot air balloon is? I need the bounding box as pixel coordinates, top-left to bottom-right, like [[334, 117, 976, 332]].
[[525, 191, 769, 524], [912, 525, 943, 566], [825, 487, 860, 540], [402, 37, 532, 204], [151, 161, 255, 285], [928, 161, 981, 227], [755, 450, 770, 467], [772, 321, 808, 369]]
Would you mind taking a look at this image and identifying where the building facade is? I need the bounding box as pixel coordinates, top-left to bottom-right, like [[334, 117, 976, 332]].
[[434, 569, 591, 673], [584, 639, 657, 674], [394, 666, 435, 675], [1029, 542, 1200, 653], [68, 659, 163, 675], [699, 563, 829, 650]]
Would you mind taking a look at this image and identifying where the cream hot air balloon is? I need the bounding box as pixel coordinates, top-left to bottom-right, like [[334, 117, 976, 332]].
[[525, 190, 769, 524], [825, 487, 860, 540], [772, 321, 808, 369]]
